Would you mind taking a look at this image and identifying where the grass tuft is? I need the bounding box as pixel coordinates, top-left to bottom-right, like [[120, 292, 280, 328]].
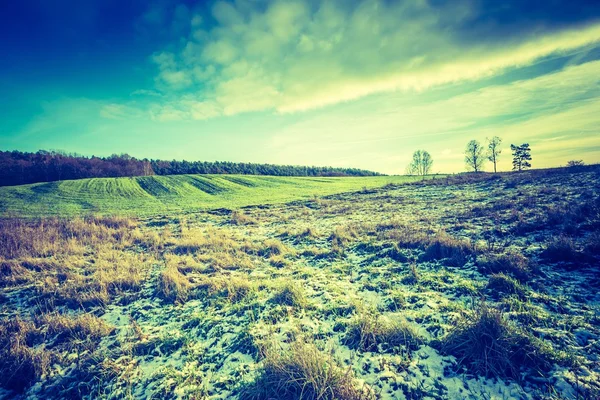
[[419, 233, 472, 266], [271, 281, 307, 308], [156, 263, 192, 303], [230, 210, 258, 225], [477, 251, 531, 281], [343, 310, 421, 352], [541, 236, 580, 263], [486, 273, 527, 299], [440, 303, 555, 379], [240, 341, 373, 400], [259, 239, 290, 258]]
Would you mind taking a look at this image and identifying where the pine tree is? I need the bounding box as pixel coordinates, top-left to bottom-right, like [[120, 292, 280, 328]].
[[510, 143, 532, 171]]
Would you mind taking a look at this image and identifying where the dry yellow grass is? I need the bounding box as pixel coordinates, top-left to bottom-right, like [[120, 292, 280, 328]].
[[271, 280, 307, 308], [241, 340, 373, 400], [0, 317, 51, 392], [344, 309, 421, 352], [197, 273, 255, 302], [0, 311, 114, 392], [230, 210, 258, 225], [0, 217, 158, 311], [38, 312, 114, 344], [156, 263, 192, 303]]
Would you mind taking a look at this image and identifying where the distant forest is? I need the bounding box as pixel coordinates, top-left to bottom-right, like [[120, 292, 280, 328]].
[[0, 150, 382, 187]]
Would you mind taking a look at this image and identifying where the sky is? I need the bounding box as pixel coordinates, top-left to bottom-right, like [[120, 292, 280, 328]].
[[1, 0, 599, 174]]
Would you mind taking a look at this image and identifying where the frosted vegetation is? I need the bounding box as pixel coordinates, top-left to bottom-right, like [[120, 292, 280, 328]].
[[1, 166, 599, 399]]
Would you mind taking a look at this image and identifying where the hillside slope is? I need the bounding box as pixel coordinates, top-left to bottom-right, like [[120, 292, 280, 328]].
[[0, 174, 417, 217]]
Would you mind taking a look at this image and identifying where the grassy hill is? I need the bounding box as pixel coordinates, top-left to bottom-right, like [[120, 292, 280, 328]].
[[0, 174, 420, 217]]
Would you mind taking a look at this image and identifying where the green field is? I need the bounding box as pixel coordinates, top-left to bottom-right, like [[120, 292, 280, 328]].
[[0, 174, 420, 217]]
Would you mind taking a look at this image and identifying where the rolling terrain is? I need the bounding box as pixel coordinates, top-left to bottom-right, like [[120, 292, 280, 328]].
[[1, 167, 599, 399], [0, 174, 419, 217]]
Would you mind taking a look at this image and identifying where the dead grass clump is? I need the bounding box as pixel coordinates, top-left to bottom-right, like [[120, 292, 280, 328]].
[[240, 341, 373, 400], [199, 275, 254, 302], [0, 217, 137, 259], [271, 281, 307, 308], [486, 273, 527, 299], [132, 228, 162, 250], [299, 226, 319, 238], [89, 215, 136, 230], [0, 217, 151, 310], [419, 233, 473, 266], [269, 255, 289, 269], [440, 304, 554, 379], [259, 239, 290, 258], [156, 264, 192, 303], [0, 258, 32, 286], [172, 227, 256, 270], [377, 223, 428, 248], [94, 248, 146, 294], [173, 227, 238, 255], [541, 236, 580, 263], [0, 318, 51, 392], [38, 313, 113, 345], [343, 311, 421, 352], [300, 246, 332, 259], [32, 249, 151, 310], [164, 254, 206, 274], [329, 226, 359, 248], [198, 251, 254, 271], [230, 210, 257, 225], [477, 251, 531, 281]]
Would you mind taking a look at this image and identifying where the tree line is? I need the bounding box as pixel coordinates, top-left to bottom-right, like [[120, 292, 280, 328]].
[[407, 137, 534, 179], [463, 138, 532, 172], [0, 150, 382, 187], [149, 159, 380, 178]]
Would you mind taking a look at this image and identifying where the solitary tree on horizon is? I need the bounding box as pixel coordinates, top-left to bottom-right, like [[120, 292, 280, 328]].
[[407, 150, 433, 179], [486, 136, 502, 173], [465, 140, 485, 172], [511, 143, 532, 171]]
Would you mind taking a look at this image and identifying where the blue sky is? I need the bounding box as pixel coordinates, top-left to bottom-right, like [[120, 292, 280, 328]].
[[1, 0, 599, 174]]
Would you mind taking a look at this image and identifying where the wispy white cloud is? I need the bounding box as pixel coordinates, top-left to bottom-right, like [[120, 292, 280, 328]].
[[100, 103, 144, 120], [144, 0, 600, 120]]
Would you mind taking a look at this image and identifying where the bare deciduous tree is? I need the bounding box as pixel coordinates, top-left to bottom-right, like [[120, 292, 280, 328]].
[[407, 150, 433, 179], [465, 140, 485, 172], [486, 136, 502, 173]]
